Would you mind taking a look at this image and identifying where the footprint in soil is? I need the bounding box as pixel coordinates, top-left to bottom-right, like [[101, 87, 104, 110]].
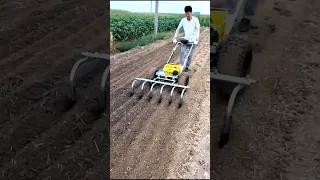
[[189, 149, 195, 156], [273, 2, 292, 17], [267, 23, 277, 34], [314, 35, 320, 43], [253, 42, 263, 53], [300, 20, 318, 28], [250, 25, 259, 30]]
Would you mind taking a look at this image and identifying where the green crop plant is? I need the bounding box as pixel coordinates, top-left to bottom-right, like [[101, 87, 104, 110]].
[[110, 10, 209, 42]]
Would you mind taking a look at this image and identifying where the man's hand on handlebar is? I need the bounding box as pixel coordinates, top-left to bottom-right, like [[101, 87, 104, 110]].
[[173, 38, 177, 43], [194, 38, 198, 45]]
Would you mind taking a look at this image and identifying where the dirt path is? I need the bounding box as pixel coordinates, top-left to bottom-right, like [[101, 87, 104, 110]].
[[211, 0, 320, 179], [110, 29, 210, 179], [0, 1, 109, 179]]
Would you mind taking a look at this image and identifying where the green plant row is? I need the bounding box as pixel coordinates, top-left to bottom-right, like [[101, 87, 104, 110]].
[[110, 11, 210, 42]]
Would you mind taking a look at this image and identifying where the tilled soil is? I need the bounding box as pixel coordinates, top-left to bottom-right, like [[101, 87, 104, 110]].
[[0, 1, 109, 179], [110, 29, 210, 179], [211, 0, 320, 179]]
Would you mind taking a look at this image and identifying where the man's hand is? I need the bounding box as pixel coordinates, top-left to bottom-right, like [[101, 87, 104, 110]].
[[173, 38, 177, 43], [194, 38, 198, 44]]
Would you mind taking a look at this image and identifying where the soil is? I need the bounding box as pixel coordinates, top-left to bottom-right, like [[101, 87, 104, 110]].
[[211, 0, 320, 179], [109, 29, 211, 179], [0, 0, 109, 179], [1, 0, 320, 179]]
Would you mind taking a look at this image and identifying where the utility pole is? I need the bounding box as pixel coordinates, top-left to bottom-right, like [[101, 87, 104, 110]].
[[150, 0, 152, 13], [154, 0, 159, 35]]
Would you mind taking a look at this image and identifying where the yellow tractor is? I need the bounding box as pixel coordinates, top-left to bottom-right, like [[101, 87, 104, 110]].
[[211, 0, 257, 148]]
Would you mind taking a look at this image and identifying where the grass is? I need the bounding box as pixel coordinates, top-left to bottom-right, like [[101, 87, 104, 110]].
[[116, 32, 172, 52]]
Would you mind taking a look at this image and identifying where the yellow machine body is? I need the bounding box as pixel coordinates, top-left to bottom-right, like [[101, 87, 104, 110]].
[[210, 8, 228, 44], [163, 63, 181, 77]]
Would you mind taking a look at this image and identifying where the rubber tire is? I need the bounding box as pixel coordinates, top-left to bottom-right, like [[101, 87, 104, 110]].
[[216, 35, 253, 97]]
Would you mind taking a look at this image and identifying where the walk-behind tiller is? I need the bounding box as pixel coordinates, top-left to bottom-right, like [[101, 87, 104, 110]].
[[129, 37, 198, 107], [211, 0, 257, 148]]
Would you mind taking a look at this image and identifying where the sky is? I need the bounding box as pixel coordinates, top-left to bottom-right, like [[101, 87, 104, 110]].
[[110, 1, 210, 15]]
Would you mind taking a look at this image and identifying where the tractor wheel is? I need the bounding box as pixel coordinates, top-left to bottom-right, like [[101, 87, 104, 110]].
[[216, 35, 253, 98]]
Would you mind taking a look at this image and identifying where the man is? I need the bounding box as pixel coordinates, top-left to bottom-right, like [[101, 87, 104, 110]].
[[173, 5, 200, 72]]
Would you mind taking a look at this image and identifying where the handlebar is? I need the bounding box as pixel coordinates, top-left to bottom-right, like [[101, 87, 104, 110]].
[[175, 37, 198, 45]]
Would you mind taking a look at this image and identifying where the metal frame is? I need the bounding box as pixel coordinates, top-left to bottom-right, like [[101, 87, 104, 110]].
[[166, 37, 195, 71], [130, 37, 196, 107], [67, 52, 110, 114], [97, 64, 110, 113], [225, 0, 246, 35], [211, 0, 257, 148]]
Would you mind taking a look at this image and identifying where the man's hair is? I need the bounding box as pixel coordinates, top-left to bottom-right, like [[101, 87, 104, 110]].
[[184, 6, 192, 13]]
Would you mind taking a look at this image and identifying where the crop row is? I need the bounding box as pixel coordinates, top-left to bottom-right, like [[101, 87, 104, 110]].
[[110, 11, 210, 42]]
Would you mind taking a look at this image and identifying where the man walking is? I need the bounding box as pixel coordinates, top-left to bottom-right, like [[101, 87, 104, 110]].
[[173, 5, 200, 72]]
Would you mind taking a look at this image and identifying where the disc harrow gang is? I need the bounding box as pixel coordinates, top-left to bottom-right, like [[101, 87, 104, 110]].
[[65, 52, 110, 116]]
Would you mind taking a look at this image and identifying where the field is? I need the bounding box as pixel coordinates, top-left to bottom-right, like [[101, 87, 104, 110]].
[[109, 0, 320, 179], [110, 28, 210, 179], [1, 0, 319, 179], [211, 0, 320, 179], [0, 0, 108, 179], [109, 9, 211, 179]]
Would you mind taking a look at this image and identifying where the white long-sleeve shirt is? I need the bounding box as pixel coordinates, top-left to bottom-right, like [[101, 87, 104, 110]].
[[174, 16, 200, 42]]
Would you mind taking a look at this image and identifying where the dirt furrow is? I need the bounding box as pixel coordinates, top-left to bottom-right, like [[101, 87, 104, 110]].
[[34, 117, 108, 180], [110, 40, 169, 70], [0, 61, 105, 170], [114, 30, 209, 179], [0, 0, 67, 20], [0, 31, 108, 125], [110, 29, 210, 179], [110, 44, 177, 91], [0, 1, 109, 179], [109, 33, 186, 71], [82, 154, 109, 180], [211, 0, 320, 179], [0, 1, 103, 60], [0, 7, 104, 76], [110, 41, 171, 79], [0, 15, 106, 100]]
